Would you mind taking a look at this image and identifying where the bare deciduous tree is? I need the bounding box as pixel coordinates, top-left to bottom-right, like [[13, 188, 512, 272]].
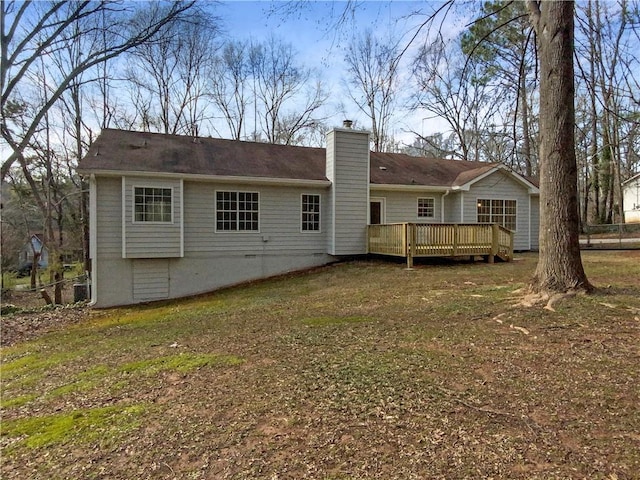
[[344, 30, 401, 152], [250, 36, 328, 145], [575, 0, 638, 224], [1, 0, 196, 179], [127, 8, 219, 135], [413, 36, 501, 162], [208, 40, 252, 140], [461, 0, 538, 176]]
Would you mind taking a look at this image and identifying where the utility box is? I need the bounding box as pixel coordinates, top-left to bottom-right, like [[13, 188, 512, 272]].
[[73, 284, 88, 302]]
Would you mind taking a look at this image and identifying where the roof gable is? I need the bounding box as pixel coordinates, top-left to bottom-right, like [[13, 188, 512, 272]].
[[622, 172, 640, 186], [453, 164, 539, 193], [369, 151, 499, 187]]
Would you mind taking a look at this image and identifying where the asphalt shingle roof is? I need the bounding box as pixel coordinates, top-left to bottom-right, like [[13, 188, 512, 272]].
[[79, 129, 535, 189]]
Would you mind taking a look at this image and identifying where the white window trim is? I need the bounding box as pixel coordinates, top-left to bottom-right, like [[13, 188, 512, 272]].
[[131, 185, 175, 225], [476, 197, 518, 232], [214, 190, 261, 233], [417, 196, 436, 220], [300, 193, 321, 233]]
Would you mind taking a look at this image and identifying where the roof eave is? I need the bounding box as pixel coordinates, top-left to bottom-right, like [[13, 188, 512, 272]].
[[78, 169, 331, 188], [622, 172, 640, 185], [369, 183, 451, 192]]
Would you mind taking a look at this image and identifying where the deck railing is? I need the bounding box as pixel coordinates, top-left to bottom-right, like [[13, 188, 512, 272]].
[[368, 223, 514, 268]]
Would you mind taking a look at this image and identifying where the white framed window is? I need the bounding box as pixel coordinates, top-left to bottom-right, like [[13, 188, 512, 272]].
[[301, 194, 321, 232], [477, 199, 517, 231], [216, 191, 259, 231], [133, 186, 173, 223], [417, 197, 435, 219]]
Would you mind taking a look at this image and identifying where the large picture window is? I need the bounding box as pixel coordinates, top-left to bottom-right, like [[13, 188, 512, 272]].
[[477, 199, 517, 231], [417, 197, 435, 219], [134, 187, 172, 223], [216, 191, 259, 231], [301, 194, 321, 231]]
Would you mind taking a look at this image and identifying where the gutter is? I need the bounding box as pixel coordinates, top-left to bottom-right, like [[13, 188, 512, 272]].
[[441, 189, 450, 223], [88, 174, 97, 306], [77, 169, 331, 188], [369, 184, 450, 193]]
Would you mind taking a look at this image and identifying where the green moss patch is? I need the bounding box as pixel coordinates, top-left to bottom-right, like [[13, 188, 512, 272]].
[[2, 405, 145, 450], [0, 394, 38, 409], [1, 351, 76, 379], [119, 352, 244, 375]]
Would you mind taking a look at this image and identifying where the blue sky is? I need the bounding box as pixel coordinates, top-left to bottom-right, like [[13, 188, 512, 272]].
[[0, 1, 462, 164], [217, 1, 423, 74], [214, 1, 461, 141]]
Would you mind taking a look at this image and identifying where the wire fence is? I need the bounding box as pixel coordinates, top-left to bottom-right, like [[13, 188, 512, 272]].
[[581, 223, 640, 249], [582, 223, 640, 235]]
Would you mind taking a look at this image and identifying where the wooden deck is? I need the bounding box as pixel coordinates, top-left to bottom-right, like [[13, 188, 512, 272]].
[[368, 223, 514, 268]]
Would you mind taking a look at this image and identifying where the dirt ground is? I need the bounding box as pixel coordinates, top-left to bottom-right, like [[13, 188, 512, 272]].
[[1, 289, 89, 346], [1, 252, 639, 479]]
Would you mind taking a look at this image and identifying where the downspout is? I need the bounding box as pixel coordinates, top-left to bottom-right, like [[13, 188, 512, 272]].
[[528, 194, 532, 251], [89, 174, 98, 306], [441, 189, 450, 223]]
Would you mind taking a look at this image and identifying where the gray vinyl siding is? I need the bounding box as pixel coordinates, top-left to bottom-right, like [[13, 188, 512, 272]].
[[95, 177, 123, 257], [371, 187, 537, 251], [183, 182, 328, 255], [122, 176, 183, 258], [371, 190, 443, 223], [529, 195, 540, 250], [461, 170, 533, 251], [133, 259, 169, 301], [443, 192, 462, 223], [326, 129, 370, 255], [92, 176, 332, 307], [94, 177, 133, 306]]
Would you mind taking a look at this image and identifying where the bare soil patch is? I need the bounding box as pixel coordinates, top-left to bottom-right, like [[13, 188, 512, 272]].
[[1, 289, 90, 346], [1, 251, 639, 479]]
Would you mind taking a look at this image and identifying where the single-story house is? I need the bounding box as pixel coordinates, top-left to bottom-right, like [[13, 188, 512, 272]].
[[18, 234, 49, 271], [622, 172, 640, 223], [78, 126, 539, 307]]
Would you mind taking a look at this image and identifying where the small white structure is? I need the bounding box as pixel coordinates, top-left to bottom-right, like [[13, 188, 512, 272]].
[[78, 127, 539, 307], [622, 173, 640, 223]]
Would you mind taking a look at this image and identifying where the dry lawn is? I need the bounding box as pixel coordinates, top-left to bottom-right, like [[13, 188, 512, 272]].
[[1, 251, 639, 479]]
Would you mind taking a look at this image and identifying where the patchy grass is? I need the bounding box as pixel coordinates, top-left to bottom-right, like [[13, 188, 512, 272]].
[[119, 353, 244, 375], [2, 405, 145, 450], [301, 315, 371, 327], [1, 251, 639, 479]]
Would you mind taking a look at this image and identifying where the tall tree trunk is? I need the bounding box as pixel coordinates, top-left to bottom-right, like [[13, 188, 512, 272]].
[[590, 102, 600, 223], [587, 0, 602, 223], [520, 75, 532, 177], [582, 156, 589, 229], [527, 1, 592, 293], [602, 127, 615, 223]]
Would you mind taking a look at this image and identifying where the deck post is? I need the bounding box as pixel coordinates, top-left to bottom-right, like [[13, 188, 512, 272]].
[[453, 224, 458, 256], [402, 223, 407, 258], [509, 229, 514, 261], [489, 223, 499, 263], [406, 223, 414, 269]]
